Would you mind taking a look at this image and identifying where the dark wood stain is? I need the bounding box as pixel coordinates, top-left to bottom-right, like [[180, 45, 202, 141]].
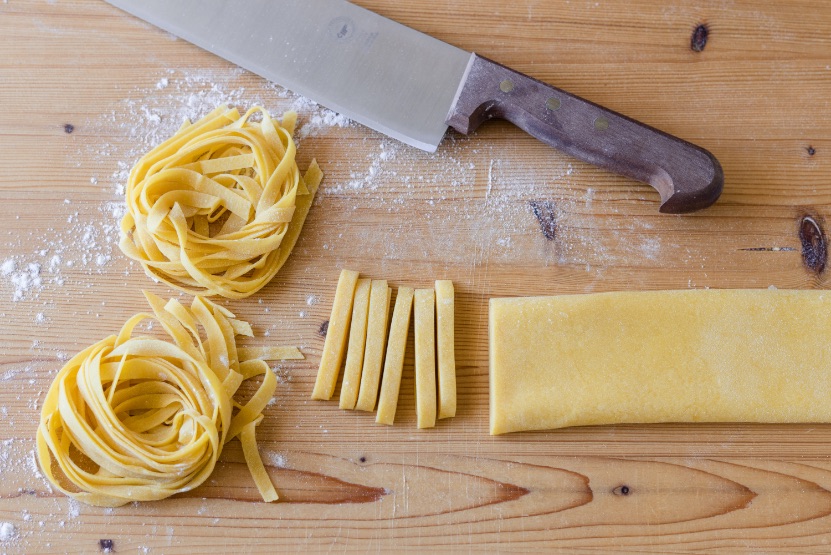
[[739, 246, 796, 252], [63, 123, 75, 134], [529, 201, 557, 240], [807, 146, 816, 156], [613, 484, 631, 496], [799, 215, 826, 273], [318, 320, 329, 337], [713, 458, 831, 525], [277, 469, 388, 504], [178, 463, 388, 505], [98, 539, 114, 553], [464, 459, 593, 522], [691, 23, 710, 52], [386, 466, 532, 519]]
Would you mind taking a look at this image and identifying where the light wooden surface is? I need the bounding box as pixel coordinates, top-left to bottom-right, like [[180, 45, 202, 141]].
[[2, 0, 831, 552]]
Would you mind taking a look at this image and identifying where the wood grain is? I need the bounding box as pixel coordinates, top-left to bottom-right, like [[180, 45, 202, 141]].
[[2, 0, 831, 552]]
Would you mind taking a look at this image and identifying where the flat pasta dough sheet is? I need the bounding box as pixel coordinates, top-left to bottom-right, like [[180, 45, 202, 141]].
[[489, 289, 831, 435]]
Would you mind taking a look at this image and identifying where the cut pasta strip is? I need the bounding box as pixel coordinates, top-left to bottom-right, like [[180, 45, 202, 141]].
[[339, 278, 372, 410], [376, 287, 415, 425], [414, 288, 437, 428], [36, 291, 289, 507], [311, 269, 360, 400], [240, 419, 277, 502], [119, 105, 322, 299], [435, 280, 456, 419], [355, 281, 391, 412], [238, 346, 304, 361]]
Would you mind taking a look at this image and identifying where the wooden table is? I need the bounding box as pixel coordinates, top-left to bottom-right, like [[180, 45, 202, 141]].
[[2, 0, 831, 552]]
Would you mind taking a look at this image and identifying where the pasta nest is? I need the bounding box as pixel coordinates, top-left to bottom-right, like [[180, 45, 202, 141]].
[[36, 291, 301, 507], [119, 105, 322, 298]]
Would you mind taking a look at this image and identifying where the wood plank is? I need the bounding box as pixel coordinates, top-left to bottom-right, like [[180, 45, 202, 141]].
[[2, 0, 831, 552]]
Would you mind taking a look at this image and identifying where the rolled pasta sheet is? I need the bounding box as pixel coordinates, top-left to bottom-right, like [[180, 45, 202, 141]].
[[119, 105, 322, 299], [36, 291, 298, 507], [490, 289, 831, 434]]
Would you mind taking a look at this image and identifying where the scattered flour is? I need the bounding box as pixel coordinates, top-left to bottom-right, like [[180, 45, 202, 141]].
[[26, 449, 50, 491], [0, 522, 17, 542], [0, 260, 42, 301], [0, 203, 122, 301], [48, 256, 61, 273], [291, 95, 351, 139], [66, 498, 81, 520], [266, 453, 287, 468], [1, 259, 15, 276]]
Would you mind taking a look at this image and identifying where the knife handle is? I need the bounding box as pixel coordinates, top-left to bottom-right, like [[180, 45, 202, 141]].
[[446, 55, 723, 213]]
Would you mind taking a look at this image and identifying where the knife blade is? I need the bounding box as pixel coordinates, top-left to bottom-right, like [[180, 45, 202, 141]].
[[105, 0, 723, 213]]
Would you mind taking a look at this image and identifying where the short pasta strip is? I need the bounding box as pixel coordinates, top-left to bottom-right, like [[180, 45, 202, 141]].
[[354, 281, 391, 412], [376, 287, 414, 425], [435, 280, 456, 419], [339, 278, 372, 410], [119, 105, 322, 299], [312, 269, 360, 400], [414, 288, 437, 429], [36, 291, 290, 507]]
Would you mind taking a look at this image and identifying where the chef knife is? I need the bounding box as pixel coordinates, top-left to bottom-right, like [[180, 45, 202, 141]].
[[106, 0, 723, 213]]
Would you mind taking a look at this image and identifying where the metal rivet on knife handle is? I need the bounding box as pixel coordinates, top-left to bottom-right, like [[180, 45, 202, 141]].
[[594, 116, 610, 131], [545, 97, 561, 111], [499, 79, 514, 93]]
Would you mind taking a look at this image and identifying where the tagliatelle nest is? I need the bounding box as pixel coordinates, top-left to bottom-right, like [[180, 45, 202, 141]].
[[119, 105, 322, 299], [36, 291, 302, 507]]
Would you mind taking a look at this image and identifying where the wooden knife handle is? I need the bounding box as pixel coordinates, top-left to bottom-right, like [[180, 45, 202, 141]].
[[446, 54, 723, 213]]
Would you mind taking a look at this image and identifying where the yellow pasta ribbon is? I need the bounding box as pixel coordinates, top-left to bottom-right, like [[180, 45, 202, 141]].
[[119, 105, 323, 298], [36, 291, 299, 507]]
